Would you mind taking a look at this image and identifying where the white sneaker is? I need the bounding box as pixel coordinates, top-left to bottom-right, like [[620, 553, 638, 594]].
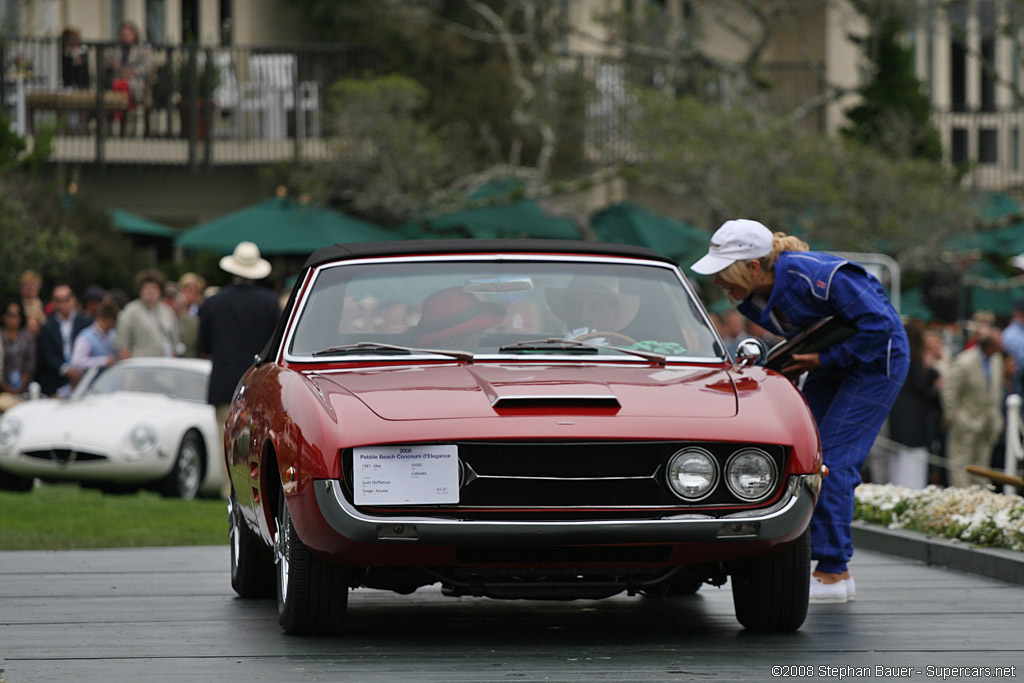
[[845, 576, 856, 601], [809, 575, 848, 603]]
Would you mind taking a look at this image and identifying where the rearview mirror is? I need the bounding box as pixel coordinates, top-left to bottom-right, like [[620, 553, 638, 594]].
[[463, 276, 535, 293], [734, 337, 768, 367]]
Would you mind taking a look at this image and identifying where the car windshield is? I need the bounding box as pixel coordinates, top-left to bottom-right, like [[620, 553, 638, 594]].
[[287, 258, 720, 360], [83, 364, 209, 403]]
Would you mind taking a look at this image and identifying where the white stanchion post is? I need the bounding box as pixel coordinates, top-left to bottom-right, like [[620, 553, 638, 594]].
[[1005, 394, 1021, 497]]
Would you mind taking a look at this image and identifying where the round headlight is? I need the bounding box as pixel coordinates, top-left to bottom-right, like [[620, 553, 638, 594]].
[[125, 424, 158, 457], [0, 416, 22, 451], [665, 448, 719, 501], [725, 448, 777, 501]]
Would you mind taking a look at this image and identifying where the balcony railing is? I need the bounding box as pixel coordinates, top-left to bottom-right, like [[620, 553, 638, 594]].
[[1, 37, 376, 167], [931, 109, 1024, 195], [1, 37, 799, 171], [9, 35, 1019, 196]]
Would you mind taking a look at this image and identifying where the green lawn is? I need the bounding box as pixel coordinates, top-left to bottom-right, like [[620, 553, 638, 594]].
[[0, 481, 228, 550]]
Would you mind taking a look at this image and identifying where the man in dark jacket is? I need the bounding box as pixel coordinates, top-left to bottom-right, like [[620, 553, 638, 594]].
[[198, 241, 280, 498], [36, 284, 92, 397]]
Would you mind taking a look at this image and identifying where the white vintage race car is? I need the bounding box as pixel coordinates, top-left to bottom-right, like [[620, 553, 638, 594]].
[[0, 357, 224, 499]]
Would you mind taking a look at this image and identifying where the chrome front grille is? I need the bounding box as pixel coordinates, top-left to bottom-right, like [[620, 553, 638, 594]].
[[23, 449, 108, 465], [343, 441, 787, 512]]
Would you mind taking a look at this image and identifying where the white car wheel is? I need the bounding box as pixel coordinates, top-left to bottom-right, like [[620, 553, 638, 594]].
[[159, 430, 204, 499]]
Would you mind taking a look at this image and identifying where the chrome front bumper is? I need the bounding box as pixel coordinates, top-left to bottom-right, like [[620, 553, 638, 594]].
[[313, 474, 818, 546]]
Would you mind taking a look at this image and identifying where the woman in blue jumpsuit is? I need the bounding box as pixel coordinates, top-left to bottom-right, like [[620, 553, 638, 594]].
[[691, 219, 909, 604]]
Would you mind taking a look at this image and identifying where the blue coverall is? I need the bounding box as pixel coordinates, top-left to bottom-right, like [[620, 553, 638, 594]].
[[739, 251, 909, 574]]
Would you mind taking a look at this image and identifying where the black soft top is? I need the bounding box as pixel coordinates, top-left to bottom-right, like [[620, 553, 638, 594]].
[[261, 239, 679, 364], [303, 239, 676, 269]]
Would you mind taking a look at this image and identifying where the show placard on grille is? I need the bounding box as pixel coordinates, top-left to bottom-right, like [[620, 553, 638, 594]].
[[354, 445, 459, 505]]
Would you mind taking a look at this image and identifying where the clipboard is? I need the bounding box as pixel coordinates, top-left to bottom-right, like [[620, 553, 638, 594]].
[[764, 316, 856, 373]]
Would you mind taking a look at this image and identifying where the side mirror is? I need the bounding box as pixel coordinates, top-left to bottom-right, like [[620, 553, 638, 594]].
[[734, 337, 768, 367]]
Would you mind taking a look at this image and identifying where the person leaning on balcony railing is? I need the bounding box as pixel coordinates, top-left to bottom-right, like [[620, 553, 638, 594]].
[[60, 28, 91, 133], [60, 28, 90, 89], [103, 20, 152, 132]]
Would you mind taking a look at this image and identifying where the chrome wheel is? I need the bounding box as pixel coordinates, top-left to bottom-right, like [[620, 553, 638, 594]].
[[228, 493, 275, 598], [229, 497, 241, 574], [274, 483, 350, 634], [176, 437, 202, 499], [159, 431, 204, 499], [274, 495, 291, 605]]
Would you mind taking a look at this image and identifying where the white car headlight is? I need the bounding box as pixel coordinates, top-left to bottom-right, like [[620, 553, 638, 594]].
[[666, 447, 718, 501], [124, 424, 158, 458], [0, 416, 22, 451], [725, 448, 777, 501]]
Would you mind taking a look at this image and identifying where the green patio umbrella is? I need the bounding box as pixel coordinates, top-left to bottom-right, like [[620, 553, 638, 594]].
[[962, 258, 1024, 316], [947, 192, 1024, 254], [58, 194, 177, 239], [985, 222, 1024, 256], [406, 180, 580, 240], [972, 191, 1022, 223], [946, 229, 1001, 253], [947, 220, 1024, 255], [591, 202, 707, 263], [175, 197, 397, 255], [420, 199, 580, 240], [110, 208, 177, 238], [898, 287, 933, 322]]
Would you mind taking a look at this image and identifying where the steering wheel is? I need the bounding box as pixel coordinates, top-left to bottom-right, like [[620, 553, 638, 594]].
[[575, 331, 638, 346]]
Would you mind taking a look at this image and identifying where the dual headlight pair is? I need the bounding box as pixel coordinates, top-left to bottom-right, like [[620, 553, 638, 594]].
[[666, 446, 776, 502], [0, 417, 157, 458]]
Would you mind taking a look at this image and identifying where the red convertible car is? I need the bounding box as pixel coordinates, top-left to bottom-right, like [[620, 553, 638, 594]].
[[226, 240, 822, 634]]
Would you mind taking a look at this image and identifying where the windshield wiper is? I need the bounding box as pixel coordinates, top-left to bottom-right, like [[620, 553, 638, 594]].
[[498, 338, 666, 366], [311, 342, 473, 362], [498, 338, 599, 353]]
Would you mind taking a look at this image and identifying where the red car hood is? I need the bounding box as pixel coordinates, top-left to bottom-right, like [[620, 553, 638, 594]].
[[310, 363, 738, 420]]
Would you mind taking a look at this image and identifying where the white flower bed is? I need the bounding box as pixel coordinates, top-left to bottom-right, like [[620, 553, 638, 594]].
[[854, 483, 1024, 552]]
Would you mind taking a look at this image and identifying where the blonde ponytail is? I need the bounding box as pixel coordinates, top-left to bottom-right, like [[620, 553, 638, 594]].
[[770, 232, 809, 258]]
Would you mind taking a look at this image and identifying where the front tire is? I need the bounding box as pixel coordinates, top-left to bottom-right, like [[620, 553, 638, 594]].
[[275, 484, 350, 635], [229, 494, 275, 598], [159, 430, 204, 499], [730, 530, 810, 632]]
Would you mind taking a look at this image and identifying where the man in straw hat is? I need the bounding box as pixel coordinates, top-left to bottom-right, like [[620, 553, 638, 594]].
[[198, 241, 280, 498]]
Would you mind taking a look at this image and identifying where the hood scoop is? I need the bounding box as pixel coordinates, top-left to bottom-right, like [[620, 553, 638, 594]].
[[490, 394, 621, 409], [470, 366, 621, 412]]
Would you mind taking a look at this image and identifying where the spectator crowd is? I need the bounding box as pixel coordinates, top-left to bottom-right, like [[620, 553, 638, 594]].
[[710, 303, 1021, 492], [0, 242, 283, 499], [1, 267, 214, 408]]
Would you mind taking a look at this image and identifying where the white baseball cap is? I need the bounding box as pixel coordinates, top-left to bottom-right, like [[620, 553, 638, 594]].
[[690, 219, 774, 275], [1012, 253, 1024, 271]]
